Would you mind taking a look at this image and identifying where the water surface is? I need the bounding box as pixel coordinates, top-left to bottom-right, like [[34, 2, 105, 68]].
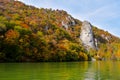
[[0, 61, 120, 80]]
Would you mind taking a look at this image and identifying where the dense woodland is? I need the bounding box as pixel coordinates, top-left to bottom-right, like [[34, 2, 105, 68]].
[[0, 0, 120, 62]]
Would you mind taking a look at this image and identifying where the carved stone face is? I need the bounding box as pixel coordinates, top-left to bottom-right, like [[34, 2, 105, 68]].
[[80, 21, 96, 50]]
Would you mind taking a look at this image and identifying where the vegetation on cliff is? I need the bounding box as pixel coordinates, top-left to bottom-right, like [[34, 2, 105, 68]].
[[0, 0, 120, 62]]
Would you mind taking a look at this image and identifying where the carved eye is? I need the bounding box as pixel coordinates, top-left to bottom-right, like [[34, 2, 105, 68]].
[[89, 40, 92, 42]]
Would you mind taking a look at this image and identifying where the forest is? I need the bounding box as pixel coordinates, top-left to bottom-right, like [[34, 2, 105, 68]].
[[0, 0, 120, 62]]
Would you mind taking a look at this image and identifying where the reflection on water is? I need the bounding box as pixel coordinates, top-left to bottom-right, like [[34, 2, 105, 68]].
[[85, 61, 120, 80], [0, 61, 120, 80]]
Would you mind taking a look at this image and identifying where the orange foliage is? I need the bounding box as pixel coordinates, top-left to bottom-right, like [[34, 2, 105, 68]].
[[5, 29, 20, 44], [5, 29, 19, 39], [20, 23, 29, 29]]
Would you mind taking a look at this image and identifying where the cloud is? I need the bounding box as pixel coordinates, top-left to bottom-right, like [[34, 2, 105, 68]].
[[17, 0, 24, 1]]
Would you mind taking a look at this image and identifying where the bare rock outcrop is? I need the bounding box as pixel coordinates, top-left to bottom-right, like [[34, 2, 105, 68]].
[[80, 21, 97, 50]]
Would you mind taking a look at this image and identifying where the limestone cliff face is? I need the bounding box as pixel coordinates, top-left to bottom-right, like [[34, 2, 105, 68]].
[[80, 21, 96, 50], [62, 16, 76, 30]]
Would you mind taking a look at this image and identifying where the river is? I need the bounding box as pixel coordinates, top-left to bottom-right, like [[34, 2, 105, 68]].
[[0, 61, 120, 80]]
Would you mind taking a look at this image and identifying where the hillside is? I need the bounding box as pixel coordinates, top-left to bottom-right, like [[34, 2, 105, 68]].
[[0, 0, 120, 62]]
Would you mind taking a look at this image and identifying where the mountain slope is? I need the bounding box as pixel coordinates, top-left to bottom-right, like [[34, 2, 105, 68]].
[[0, 0, 120, 62]]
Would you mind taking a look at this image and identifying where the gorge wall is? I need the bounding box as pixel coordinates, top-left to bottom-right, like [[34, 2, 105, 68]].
[[80, 21, 97, 50]]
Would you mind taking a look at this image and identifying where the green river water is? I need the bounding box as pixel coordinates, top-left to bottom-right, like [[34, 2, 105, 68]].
[[0, 61, 120, 80]]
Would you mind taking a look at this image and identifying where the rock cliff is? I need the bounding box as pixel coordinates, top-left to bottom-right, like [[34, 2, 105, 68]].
[[80, 21, 96, 50]]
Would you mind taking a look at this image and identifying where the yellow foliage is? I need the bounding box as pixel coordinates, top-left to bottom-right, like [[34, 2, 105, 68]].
[[79, 52, 88, 61]]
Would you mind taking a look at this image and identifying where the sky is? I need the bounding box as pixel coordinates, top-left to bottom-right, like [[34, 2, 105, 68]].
[[18, 0, 120, 37]]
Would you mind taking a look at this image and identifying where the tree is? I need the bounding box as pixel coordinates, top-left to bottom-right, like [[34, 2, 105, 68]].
[[0, 16, 7, 33], [5, 29, 20, 44]]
